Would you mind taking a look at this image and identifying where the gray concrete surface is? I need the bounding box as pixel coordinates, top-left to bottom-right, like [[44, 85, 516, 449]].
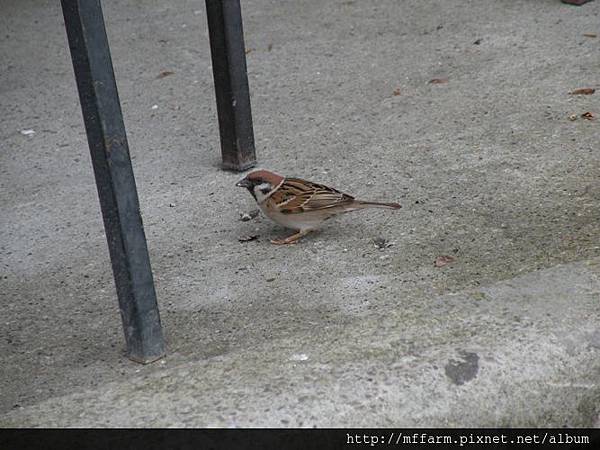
[[1, 0, 599, 427]]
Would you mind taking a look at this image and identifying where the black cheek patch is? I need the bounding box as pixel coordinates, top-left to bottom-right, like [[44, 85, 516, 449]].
[[260, 186, 271, 194], [248, 188, 257, 200]]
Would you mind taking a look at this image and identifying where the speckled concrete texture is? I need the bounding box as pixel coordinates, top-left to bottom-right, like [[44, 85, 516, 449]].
[[2, 260, 600, 427], [1, 0, 600, 427]]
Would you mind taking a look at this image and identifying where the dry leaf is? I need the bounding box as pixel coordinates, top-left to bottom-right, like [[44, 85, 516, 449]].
[[238, 234, 259, 242], [393, 88, 401, 96], [156, 70, 174, 79], [434, 255, 455, 267], [581, 111, 595, 120], [570, 88, 595, 95], [429, 78, 449, 84], [583, 33, 597, 38]]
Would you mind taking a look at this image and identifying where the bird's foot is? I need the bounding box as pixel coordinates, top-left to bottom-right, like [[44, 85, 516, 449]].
[[270, 238, 297, 245], [270, 230, 310, 245]]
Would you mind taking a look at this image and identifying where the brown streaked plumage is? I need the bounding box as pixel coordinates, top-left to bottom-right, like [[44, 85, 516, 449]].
[[236, 170, 401, 244], [268, 178, 355, 213]]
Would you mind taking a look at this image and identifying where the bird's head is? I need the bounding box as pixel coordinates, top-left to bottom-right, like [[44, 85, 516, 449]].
[[236, 170, 285, 202]]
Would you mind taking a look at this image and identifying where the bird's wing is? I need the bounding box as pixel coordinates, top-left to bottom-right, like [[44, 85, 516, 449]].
[[269, 178, 355, 214]]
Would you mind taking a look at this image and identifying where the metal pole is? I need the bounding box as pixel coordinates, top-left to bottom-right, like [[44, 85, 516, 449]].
[[61, 0, 165, 363], [205, 0, 257, 171]]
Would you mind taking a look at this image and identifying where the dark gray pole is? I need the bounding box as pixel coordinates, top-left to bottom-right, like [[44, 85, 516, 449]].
[[61, 0, 165, 363], [205, 0, 257, 171]]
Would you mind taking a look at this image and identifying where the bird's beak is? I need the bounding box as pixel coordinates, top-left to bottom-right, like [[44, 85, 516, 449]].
[[236, 178, 251, 188]]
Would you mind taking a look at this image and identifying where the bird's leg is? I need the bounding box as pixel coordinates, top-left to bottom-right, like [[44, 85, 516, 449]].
[[270, 230, 311, 245]]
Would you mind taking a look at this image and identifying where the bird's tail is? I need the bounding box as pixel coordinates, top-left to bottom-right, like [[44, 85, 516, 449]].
[[355, 200, 401, 210]]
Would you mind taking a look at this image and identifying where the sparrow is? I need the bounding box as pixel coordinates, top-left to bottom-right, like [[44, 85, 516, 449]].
[[236, 170, 401, 245]]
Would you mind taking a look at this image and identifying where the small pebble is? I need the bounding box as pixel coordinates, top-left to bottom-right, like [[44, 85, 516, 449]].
[[239, 209, 260, 221], [238, 234, 259, 242], [373, 237, 393, 249]]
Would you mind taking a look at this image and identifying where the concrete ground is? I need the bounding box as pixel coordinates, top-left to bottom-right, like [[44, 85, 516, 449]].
[[1, 0, 599, 427]]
